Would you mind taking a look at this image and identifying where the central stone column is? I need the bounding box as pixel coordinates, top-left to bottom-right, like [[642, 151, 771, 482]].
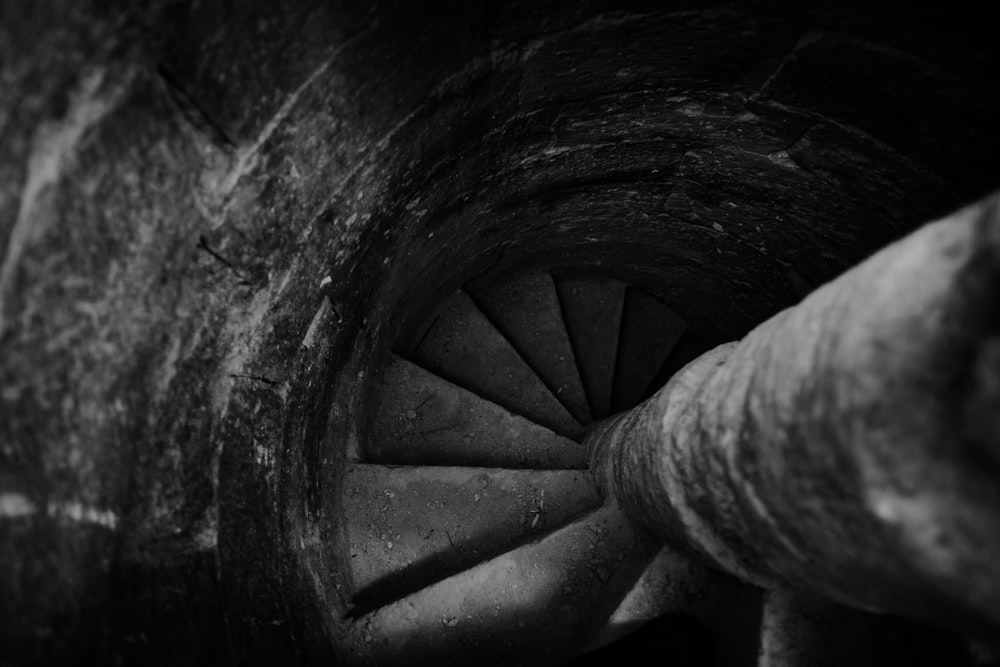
[[587, 193, 1000, 636]]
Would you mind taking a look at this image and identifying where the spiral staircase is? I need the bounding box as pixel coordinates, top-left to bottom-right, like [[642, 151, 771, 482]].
[[332, 271, 967, 666]]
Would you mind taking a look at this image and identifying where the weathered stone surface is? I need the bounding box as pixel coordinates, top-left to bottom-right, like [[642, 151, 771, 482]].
[[369, 355, 587, 469], [408, 288, 583, 438], [342, 504, 656, 666], [342, 464, 601, 609], [590, 194, 1000, 635], [470, 271, 593, 424], [588, 545, 716, 650]]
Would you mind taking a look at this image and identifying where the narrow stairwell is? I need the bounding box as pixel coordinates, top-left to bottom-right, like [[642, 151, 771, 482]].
[[336, 270, 967, 666], [336, 270, 748, 665]]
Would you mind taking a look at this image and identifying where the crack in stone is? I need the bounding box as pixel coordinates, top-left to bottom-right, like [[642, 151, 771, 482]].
[[229, 373, 279, 386], [196, 235, 251, 284], [156, 62, 237, 150], [748, 27, 825, 104], [750, 99, 955, 196]]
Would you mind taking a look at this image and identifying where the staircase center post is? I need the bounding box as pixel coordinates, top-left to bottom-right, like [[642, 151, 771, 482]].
[[586, 194, 1000, 635]]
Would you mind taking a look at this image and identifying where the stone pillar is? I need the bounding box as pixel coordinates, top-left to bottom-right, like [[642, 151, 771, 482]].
[[588, 193, 1000, 635]]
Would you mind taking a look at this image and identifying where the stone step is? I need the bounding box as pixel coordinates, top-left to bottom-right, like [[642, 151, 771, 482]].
[[584, 547, 770, 666], [610, 288, 686, 413], [555, 277, 627, 419], [588, 545, 716, 651], [368, 355, 587, 469], [640, 328, 711, 401], [342, 464, 603, 612], [408, 289, 583, 439], [470, 272, 593, 425], [342, 505, 655, 666]]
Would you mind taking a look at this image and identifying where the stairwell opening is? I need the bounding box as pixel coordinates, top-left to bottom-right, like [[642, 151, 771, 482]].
[[277, 6, 1000, 664]]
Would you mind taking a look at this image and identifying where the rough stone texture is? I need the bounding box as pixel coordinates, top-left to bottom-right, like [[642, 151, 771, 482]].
[[368, 355, 587, 469], [408, 288, 583, 438], [2, 0, 999, 663], [342, 465, 601, 610], [589, 195, 1000, 636], [589, 545, 715, 650], [470, 271, 593, 424], [342, 504, 656, 666]]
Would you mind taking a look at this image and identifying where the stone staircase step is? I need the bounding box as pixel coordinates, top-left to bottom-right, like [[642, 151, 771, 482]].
[[589, 545, 716, 651], [470, 272, 593, 425], [408, 289, 583, 439], [556, 277, 627, 419], [640, 329, 711, 401], [611, 288, 686, 413], [343, 464, 603, 612], [368, 355, 587, 469], [343, 505, 655, 666]]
